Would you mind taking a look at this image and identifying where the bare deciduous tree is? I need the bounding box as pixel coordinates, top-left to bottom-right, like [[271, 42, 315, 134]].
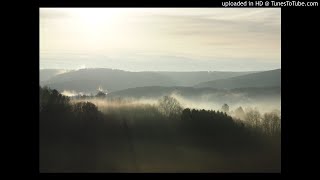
[[262, 111, 281, 135], [245, 107, 261, 128], [158, 96, 183, 118]]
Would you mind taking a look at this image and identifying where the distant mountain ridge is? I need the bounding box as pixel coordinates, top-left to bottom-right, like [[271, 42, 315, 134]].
[[194, 69, 281, 89], [40, 68, 257, 93], [40, 69, 71, 82]]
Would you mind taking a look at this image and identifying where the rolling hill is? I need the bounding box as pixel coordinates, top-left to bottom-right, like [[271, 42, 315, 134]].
[[40, 68, 256, 93], [40, 69, 70, 82], [194, 69, 281, 89]]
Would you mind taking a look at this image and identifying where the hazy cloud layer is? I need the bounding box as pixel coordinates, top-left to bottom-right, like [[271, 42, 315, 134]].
[[40, 8, 281, 71]]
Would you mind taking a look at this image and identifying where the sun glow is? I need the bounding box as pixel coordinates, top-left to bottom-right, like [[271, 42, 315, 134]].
[[40, 8, 281, 71], [73, 8, 124, 28], [64, 8, 131, 53]]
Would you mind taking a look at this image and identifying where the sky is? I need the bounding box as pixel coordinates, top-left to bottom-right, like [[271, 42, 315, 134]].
[[40, 8, 281, 72]]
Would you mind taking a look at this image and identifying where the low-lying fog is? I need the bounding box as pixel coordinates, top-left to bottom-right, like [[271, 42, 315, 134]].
[[70, 92, 281, 117]]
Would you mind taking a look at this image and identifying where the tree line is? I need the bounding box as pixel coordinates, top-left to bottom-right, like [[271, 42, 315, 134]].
[[40, 87, 280, 172]]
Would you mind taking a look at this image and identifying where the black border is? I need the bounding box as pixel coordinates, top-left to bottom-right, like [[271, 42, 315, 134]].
[[16, 0, 319, 176]]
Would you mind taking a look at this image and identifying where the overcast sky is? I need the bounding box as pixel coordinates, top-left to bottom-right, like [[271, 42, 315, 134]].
[[40, 8, 281, 71]]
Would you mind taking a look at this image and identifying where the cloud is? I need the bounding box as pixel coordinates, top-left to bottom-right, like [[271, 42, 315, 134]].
[[148, 10, 280, 39], [40, 8, 281, 71], [40, 8, 71, 19]]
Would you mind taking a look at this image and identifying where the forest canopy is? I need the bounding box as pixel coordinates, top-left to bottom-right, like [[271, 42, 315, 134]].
[[40, 86, 280, 172]]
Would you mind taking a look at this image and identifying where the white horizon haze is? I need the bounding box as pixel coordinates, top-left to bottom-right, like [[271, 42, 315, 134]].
[[40, 8, 281, 72]]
